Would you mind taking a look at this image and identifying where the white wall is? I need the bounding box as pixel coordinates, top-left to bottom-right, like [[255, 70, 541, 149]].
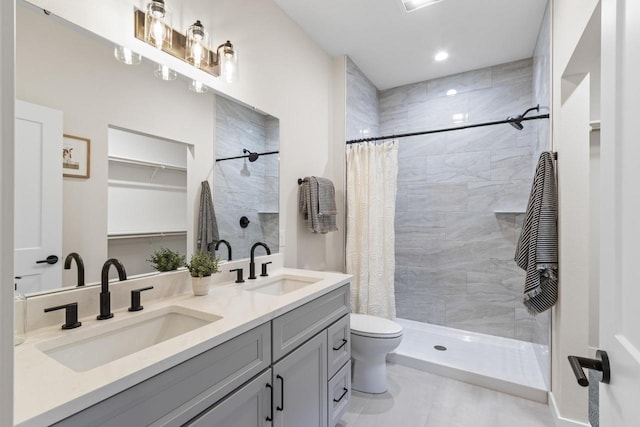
[[0, 1, 15, 424], [551, 0, 600, 424], [24, 0, 344, 272]]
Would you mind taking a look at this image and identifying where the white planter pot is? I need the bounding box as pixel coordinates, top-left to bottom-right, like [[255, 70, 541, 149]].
[[191, 276, 211, 296]]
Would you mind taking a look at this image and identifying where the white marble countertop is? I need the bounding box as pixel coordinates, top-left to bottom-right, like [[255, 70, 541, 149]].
[[14, 267, 352, 427]]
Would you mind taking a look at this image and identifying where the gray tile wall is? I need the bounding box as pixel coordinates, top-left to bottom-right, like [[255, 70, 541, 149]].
[[214, 96, 279, 260], [345, 53, 551, 346], [381, 59, 542, 342], [346, 57, 379, 141]]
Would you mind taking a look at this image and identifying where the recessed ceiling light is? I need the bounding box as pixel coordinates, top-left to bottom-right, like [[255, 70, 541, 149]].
[[402, 0, 443, 13], [446, 89, 457, 96], [435, 51, 449, 61]]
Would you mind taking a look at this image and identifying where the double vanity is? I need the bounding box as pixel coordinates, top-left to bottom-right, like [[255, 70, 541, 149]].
[[15, 255, 352, 427]]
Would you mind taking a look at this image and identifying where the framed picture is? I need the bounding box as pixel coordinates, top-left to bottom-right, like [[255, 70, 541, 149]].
[[62, 134, 90, 178]]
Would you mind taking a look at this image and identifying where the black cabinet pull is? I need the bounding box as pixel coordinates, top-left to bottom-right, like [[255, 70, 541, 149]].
[[333, 338, 348, 351], [276, 375, 284, 411], [333, 387, 349, 403], [36, 255, 59, 265], [265, 383, 274, 422], [568, 350, 610, 387]]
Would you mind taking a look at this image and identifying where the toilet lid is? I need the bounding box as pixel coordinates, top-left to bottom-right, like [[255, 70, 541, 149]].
[[350, 314, 403, 338]]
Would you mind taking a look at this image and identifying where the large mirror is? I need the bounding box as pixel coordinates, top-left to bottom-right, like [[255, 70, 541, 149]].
[[14, 1, 279, 295]]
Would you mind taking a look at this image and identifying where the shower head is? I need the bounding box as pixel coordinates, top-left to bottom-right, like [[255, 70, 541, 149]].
[[507, 118, 524, 130], [506, 104, 540, 131], [243, 149, 259, 162]]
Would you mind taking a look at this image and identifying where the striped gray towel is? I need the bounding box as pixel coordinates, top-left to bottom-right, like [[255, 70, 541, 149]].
[[197, 181, 219, 255], [514, 152, 558, 315], [298, 176, 338, 234]]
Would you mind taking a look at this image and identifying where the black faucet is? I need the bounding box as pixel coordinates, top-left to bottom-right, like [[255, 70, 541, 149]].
[[64, 252, 85, 287], [97, 258, 127, 320], [248, 242, 271, 280], [214, 239, 232, 261]]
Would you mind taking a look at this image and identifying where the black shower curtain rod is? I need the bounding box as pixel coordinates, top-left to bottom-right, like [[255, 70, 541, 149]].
[[345, 114, 550, 144], [215, 150, 279, 162]]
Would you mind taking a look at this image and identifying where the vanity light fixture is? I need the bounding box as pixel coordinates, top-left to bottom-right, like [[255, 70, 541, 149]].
[[154, 64, 177, 81], [186, 20, 210, 69], [144, 0, 172, 49], [189, 79, 208, 93], [114, 46, 142, 65], [134, 8, 239, 82]]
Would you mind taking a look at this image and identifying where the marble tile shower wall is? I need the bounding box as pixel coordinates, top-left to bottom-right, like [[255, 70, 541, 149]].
[[214, 96, 279, 260], [346, 57, 379, 140], [382, 59, 543, 342]]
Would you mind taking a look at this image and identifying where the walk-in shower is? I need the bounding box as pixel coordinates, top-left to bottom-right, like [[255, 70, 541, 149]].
[[345, 7, 552, 400]]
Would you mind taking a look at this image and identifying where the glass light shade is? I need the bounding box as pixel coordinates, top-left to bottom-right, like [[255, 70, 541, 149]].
[[144, 1, 172, 49], [113, 46, 141, 65], [189, 79, 208, 93], [185, 20, 210, 69], [219, 41, 239, 83], [154, 64, 177, 81]]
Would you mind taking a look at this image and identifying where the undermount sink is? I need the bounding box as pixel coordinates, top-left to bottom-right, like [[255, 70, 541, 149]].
[[244, 274, 321, 296], [37, 306, 222, 372]]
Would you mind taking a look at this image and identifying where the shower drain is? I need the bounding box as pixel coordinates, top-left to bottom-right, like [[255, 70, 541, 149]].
[[434, 345, 447, 351]]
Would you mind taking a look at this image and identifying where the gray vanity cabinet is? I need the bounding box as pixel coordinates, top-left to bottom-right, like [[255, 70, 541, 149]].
[[272, 331, 328, 427], [185, 369, 272, 427]]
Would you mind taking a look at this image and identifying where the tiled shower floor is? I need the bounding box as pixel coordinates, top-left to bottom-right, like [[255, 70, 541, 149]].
[[388, 318, 549, 402]]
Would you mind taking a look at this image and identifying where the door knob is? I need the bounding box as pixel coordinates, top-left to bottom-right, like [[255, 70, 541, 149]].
[[568, 349, 610, 387], [36, 255, 59, 265]]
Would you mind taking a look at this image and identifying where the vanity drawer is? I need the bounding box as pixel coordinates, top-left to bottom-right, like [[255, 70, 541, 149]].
[[327, 314, 350, 379], [328, 361, 351, 427], [272, 284, 350, 362], [54, 323, 271, 427]]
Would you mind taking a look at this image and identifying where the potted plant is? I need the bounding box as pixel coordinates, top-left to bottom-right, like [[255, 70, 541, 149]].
[[185, 251, 220, 296], [147, 248, 186, 272]]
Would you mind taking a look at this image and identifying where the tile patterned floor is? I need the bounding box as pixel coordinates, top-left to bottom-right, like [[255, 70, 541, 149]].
[[338, 363, 555, 427]]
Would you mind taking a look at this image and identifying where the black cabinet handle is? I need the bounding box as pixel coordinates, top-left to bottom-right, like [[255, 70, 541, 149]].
[[265, 383, 273, 422], [333, 387, 349, 403], [568, 350, 610, 387], [36, 255, 59, 265], [333, 339, 348, 351], [276, 375, 284, 411]]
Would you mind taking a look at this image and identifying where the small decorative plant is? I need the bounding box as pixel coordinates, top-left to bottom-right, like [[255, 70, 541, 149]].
[[185, 251, 220, 278], [147, 248, 186, 272]]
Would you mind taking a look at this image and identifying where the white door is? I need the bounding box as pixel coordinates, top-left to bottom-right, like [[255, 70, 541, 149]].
[[599, 0, 640, 425], [14, 100, 63, 293]]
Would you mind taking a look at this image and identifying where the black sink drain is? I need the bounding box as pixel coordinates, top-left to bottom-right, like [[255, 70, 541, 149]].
[[434, 345, 447, 351]]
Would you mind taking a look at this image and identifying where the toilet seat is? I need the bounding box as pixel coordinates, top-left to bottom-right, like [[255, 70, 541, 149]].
[[350, 314, 403, 339]]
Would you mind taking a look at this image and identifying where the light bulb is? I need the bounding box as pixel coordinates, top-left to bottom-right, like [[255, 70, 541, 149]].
[[154, 64, 177, 81], [114, 46, 141, 65], [151, 19, 165, 49], [189, 80, 208, 93], [192, 43, 203, 68]]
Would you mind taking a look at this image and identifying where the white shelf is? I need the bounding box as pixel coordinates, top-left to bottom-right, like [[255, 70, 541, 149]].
[[108, 230, 187, 240], [109, 156, 187, 172], [589, 120, 601, 131]]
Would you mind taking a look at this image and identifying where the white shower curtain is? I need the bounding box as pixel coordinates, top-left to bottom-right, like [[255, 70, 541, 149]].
[[346, 141, 398, 319]]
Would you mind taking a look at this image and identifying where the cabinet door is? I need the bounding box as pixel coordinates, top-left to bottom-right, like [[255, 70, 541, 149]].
[[273, 332, 328, 427], [186, 369, 272, 427]]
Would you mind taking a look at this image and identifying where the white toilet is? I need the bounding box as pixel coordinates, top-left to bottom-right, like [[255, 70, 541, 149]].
[[350, 313, 403, 394]]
